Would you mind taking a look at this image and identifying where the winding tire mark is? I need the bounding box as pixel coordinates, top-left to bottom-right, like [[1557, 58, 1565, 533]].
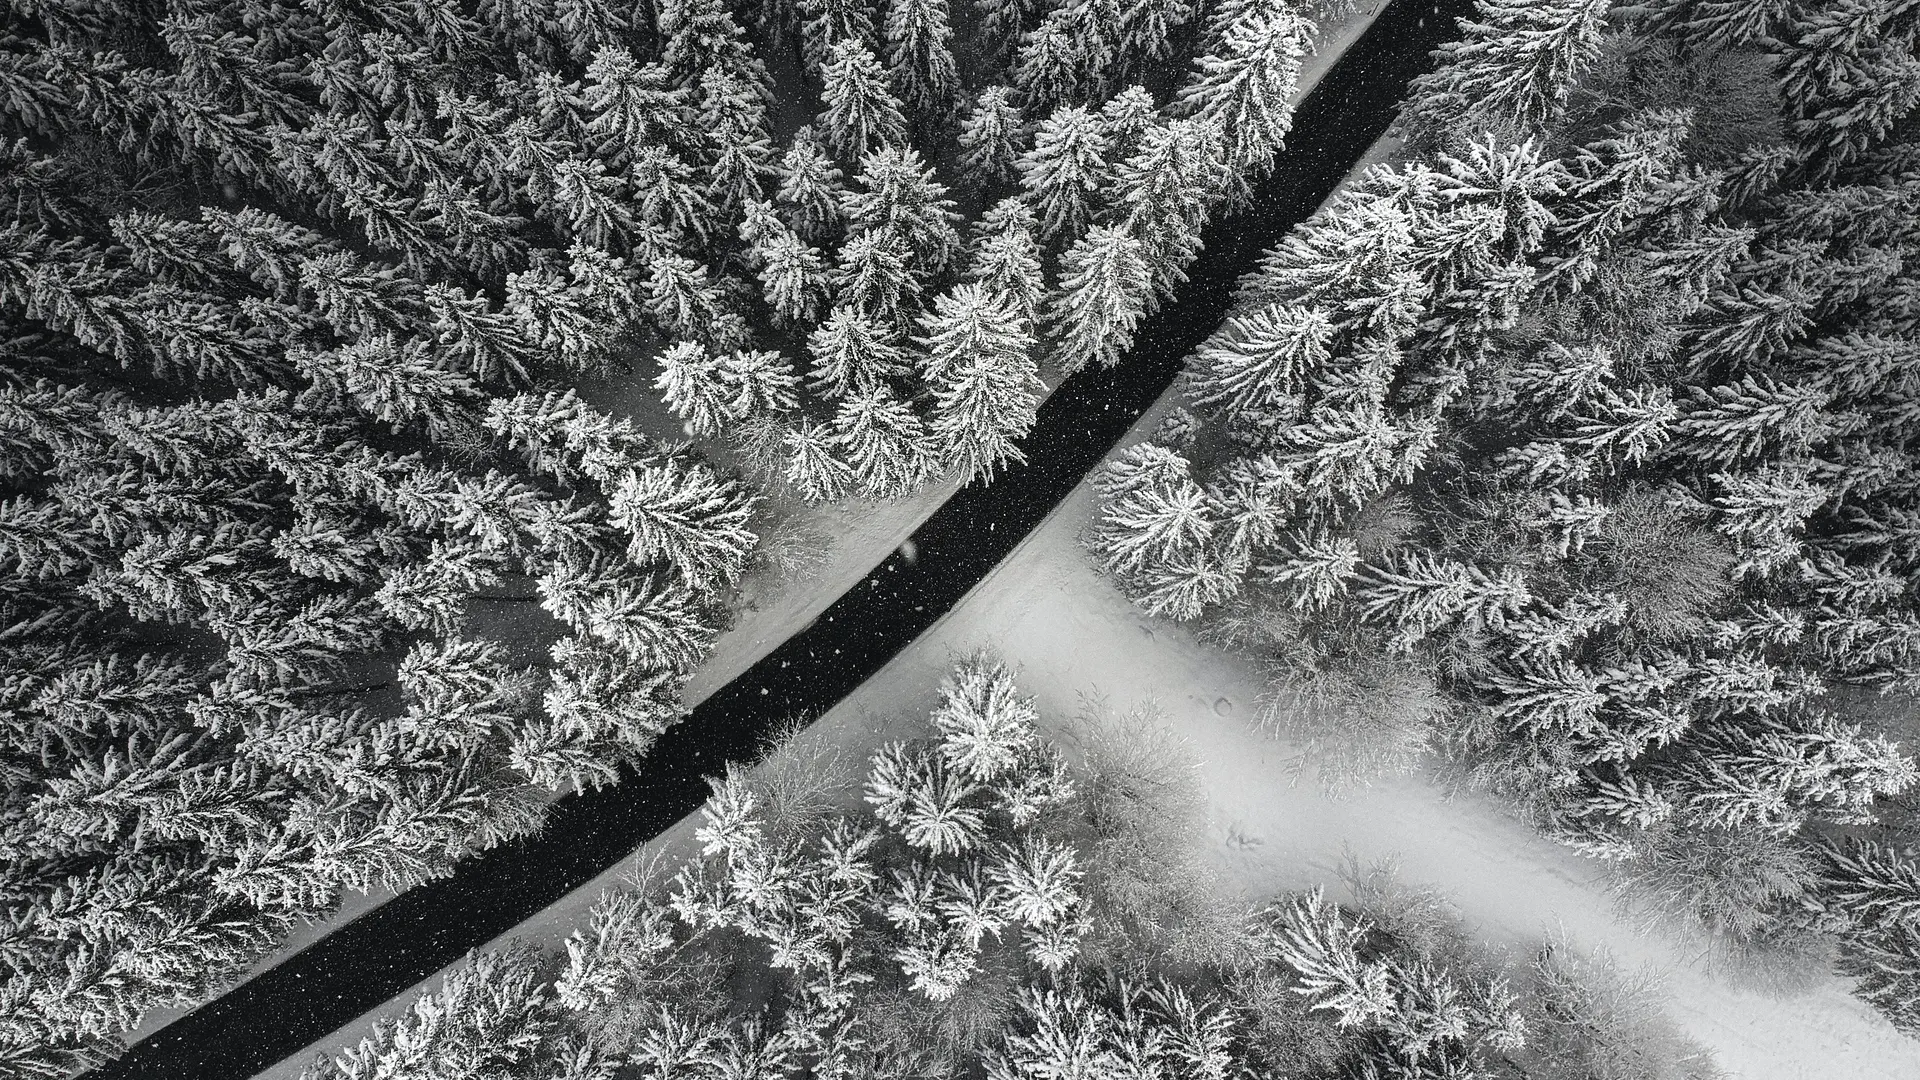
[[89, 3, 1473, 1077]]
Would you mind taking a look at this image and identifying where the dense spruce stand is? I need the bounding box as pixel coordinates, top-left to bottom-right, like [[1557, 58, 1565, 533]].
[[9, 0, 1920, 1078], [63, 4, 1475, 1078], [1089, 0, 1920, 1041]]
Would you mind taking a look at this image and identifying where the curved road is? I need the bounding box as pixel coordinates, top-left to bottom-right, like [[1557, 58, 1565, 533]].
[[86, 4, 1473, 1077]]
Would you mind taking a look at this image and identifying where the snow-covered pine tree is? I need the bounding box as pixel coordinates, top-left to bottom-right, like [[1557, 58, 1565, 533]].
[[644, 253, 739, 349], [660, 0, 773, 99], [1013, 0, 1123, 112], [832, 383, 933, 494], [1665, 711, 1917, 834], [957, 86, 1027, 194], [1669, 375, 1837, 467], [1776, 0, 1920, 179], [697, 68, 778, 221], [1820, 837, 1920, 933], [840, 145, 964, 276], [1087, 452, 1216, 580], [883, 0, 960, 121], [1399, 0, 1614, 147], [921, 284, 1043, 482], [754, 225, 832, 326], [1009, 8, 1088, 115], [506, 257, 613, 372], [582, 46, 699, 166], [1048, 225, 1152, 373], [975, 0, 1042, 53], [831, 228, 923, 326], [781, 419, 856, 500], [305, 943, 575, 1080], [916, 281, 1033, 384], [775, 125, 848, 241], [628, 142, 718, 244], [801, 0, 879, 73], [1173, 0, 1307, 180], [1119, 0, 1196, 66], [290, 335, 482, 444], [1110, 116, 1225, 304], [807, 304, 911, 398], [966, 201, 1048, 324], [655, 341, 736, 438], [1017, 103, 1112, 246], [818, 38, 909, 164], [424, 283, 540, 386], [1638, 0, 1795, 50], [1186, 302, 1334, 417]]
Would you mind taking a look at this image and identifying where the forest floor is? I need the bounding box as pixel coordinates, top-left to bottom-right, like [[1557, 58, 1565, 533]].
[[127, 6, 1402, 1071]]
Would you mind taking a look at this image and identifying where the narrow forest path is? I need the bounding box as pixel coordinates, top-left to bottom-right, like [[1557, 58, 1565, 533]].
[[97, 4, 1467, 1078]]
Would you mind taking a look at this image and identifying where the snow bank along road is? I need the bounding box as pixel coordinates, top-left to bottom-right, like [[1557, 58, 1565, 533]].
[[84, 3, 1475, 1078]]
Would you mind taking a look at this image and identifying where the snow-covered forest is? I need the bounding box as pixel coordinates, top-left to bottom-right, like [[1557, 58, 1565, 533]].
[[0, 0, 1328, 1073], [8, 0, 1920, 1075], [299, 658, 1720, 1080], [1087, 0, 1920, 1039]]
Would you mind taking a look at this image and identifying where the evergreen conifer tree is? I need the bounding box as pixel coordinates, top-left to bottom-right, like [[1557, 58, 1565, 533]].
[[1048, 225, 1151, 373], [1110, 117, 1224, 302], [775, 126, 848, 241], [1017, 104, 1112, 245], [841, 146, 963, 275], [975, 0, 1041, 52], [831, 229, 921, 325], [957, 86, 1027, 194], [755, 227, 832, 326], [1173, 1, 1306, 177], [883, 0, 960, 120], [832, 383, 932, 495], [818, 38, 908, 163], [966, 206, 1047, 325], [807, 304, 910, 398], [609, 457, 759, 587], [781, 419, 856, 501], [1776, 0, 1920, 178], [1400, 0, 1614, 145], [1187, 302, 1334, 417], [801, 0, 880, 73], [923, 284, 1043, 483]]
